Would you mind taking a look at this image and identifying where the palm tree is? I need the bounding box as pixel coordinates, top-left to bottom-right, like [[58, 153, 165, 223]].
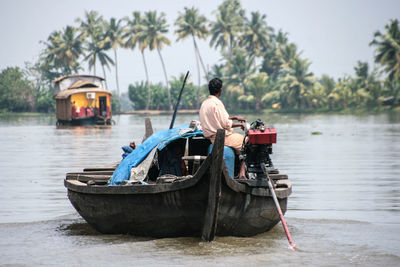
[[221, 47, 255, 107], [83, 38, 114, 88], [275, 30, 289, 47], [260, 45, 284, 81], [76, 11, 103, 75], [103, 17, 124, 107], [319, 74, 336, 109], [353, 61, 383, 107], [370, 19, 400, 82], [260, 30, 293, 82], [244, 72, 270, 110], [124, 11, 152, 110], [209, 0, 245, 60], [329, 77, 353, 109], [281, 43, 299, 68], [77, 10, 114, 87], [278, 58, 315, 109], [384, 79, 400, 107], [42, 26, 83, 75], [240, 11, 273, 57], [139, 11, 173, 110], [42, 31, 63, 74], [224, 47, 256, 91], [175, 7, 209, 106], [208, 64, 225, 79]]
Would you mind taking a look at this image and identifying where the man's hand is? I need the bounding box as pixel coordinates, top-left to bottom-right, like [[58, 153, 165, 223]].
[[229, 116, 246, 122], [232, 122, 246, 131]]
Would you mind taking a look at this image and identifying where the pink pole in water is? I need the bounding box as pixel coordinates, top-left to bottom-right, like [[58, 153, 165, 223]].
[[261, 163, 296, 250]]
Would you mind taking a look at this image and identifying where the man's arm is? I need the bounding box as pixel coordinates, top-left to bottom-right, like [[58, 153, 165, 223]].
[[215, 103, 233, 130], [229, 116, 246, 122], [232, 121, 246, 131]]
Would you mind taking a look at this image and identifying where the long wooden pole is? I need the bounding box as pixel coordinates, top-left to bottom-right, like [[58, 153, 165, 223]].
[[261, 163, 296, 250], [169, 71, 190, 129], [201, 129, 224, 241]]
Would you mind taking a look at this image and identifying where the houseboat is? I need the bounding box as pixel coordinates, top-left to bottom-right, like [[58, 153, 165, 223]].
[[53, 75, 113, 125]]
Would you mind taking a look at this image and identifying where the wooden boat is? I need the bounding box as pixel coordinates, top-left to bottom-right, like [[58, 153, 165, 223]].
[[64, 128, 292, 240], [53, 75, 113, 125]]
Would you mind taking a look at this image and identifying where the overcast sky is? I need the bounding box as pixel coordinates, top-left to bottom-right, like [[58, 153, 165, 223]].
[[1, 0, 400, 93]]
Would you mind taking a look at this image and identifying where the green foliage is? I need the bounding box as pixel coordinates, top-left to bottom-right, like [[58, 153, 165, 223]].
[[128, 82, 169, 110], [26, 4, 400, 114], [175, 7, 209, 42], [35, 89, 55, 113], [239, 11, 273, 57], [244, 72, 269, 110], [0, 67, 35, 112], [111, 92, 120, 112], [169, 75, 201, 109], [128, 75, 200, 110], [370, 19, 400, 82], [209, 0, 245, 62], [128, 81, 149, 110]]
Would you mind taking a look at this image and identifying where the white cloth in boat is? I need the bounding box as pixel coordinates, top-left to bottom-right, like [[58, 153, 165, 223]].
[[129, 145, 158, 182]]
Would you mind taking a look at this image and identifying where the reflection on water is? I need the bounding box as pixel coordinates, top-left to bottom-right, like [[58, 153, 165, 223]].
[[0, 112, 399, 265]]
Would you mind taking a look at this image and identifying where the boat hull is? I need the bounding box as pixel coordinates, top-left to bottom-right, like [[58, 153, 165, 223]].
[[68, 177, 210, 237], [57, 117, 112, 126], [66, 170, 290, 237]]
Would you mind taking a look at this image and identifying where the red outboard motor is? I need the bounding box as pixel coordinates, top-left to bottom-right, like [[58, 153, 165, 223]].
[[240, 119, 278, 180]]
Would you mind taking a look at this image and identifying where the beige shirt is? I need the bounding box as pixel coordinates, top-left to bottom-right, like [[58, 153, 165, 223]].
[[199, 95, 234, 139]]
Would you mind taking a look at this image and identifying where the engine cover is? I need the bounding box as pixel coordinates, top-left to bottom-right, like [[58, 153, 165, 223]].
[[248, 128, 277, 144]]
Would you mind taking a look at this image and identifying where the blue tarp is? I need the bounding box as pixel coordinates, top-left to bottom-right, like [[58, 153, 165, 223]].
[[109, 124, 203, 185]]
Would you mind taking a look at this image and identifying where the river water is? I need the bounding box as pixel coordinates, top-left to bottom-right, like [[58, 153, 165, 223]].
[[0, 112, 399, 266]]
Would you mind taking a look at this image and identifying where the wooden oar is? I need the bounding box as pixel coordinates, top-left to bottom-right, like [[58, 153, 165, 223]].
[[169, 71, 190, 129], [261, 163, 296, 250]]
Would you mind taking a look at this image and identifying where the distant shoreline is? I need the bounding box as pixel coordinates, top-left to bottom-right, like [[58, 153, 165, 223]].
[[116, 109, 199, 115], [1, 107, 399, 117]]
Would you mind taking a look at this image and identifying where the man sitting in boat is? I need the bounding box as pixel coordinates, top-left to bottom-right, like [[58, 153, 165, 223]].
[[199, 78, 247, 179], [121, 141, 136, 158]]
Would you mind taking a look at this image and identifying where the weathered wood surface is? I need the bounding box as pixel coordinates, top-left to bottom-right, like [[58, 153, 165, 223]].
[[201, 129, 224, 241], [67, 171, 114, 176], [142, 117, 154, 143], [83, 167, 116, 172], [66, 174, 111, 183], [82, 161, 119, 172]]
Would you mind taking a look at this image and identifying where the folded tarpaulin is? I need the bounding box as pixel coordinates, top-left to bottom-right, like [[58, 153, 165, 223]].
[[109, 124, 203, 185]]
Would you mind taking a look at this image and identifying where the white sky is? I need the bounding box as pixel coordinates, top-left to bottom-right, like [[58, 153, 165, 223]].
[[1, 0, 399, 93]]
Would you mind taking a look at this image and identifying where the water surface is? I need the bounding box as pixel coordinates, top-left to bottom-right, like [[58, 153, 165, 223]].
[[0, 112, 399, 266]]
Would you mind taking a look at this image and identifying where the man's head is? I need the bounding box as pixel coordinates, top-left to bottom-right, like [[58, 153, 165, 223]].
[[208, 78, 223, 96], [129, 142, 136, 149]]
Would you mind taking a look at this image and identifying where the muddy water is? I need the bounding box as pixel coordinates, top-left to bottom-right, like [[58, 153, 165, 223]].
[[0, 112, 399, 266]]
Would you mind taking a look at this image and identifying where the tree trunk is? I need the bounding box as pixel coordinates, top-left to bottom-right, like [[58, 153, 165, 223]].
[[114, 49, 120, 110], [157, 47, 172, 110], [193, 36, 208, 80], [101, 64, 108, 89], [93, 57, 97, 76], [229, 34, 233, 60], [193, 37, 201, 108], [141, 50, 151, 110]]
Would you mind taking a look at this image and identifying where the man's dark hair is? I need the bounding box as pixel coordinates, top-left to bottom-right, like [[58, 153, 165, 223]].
[[208, 78, 223, 95]]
